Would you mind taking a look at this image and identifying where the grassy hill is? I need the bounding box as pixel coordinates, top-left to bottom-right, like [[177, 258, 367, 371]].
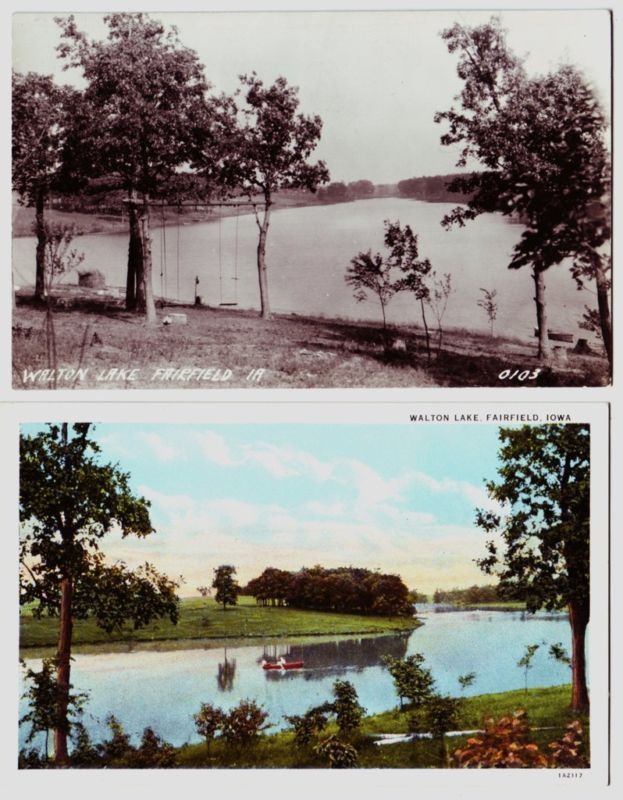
[[20, 595, 420, 656]]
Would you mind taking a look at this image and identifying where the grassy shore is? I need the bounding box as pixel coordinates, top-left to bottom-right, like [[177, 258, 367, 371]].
[[13, 294, 608, 389], [20, 596, 421, 656], [176, 684, 586, 768]]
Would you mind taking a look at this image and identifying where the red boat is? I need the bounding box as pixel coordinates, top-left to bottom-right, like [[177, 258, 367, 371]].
[[261, 658, 304, 671]]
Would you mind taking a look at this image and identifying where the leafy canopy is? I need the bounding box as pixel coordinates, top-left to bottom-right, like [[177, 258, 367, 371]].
[[20, 423, 179, 630], [476, 424, 589, 614], [55, 13, 210, 194]]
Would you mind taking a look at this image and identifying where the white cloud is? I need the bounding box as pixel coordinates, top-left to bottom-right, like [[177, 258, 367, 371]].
[[196, 430, 236, 466], [139, 432, 182, 463]]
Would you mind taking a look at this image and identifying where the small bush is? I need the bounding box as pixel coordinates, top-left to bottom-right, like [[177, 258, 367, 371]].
[[130, 727, 177, 768], [332, 680, 365, 735], [549, 721, 588, 768], [452, 710, 548, 768], [285, 704, 332, 747], [222, 699, 270, 745], [314, 735, 358, 768], [194, 703, 226, 750]]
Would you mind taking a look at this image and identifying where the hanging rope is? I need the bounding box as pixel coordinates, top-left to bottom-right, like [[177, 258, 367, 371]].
[[233, 205, 240, 305], [219, 207, 240, 307], [218, 209, 223, 304], [176, 205, 181, 302], [159, 203, 167, 300]]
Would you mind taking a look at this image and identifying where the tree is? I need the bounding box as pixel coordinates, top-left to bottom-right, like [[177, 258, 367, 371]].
[[332, 680, 365, 736], [436, 18, 611, 367], [382, 653, 435, 710], [347, 220, 433, 350], [517, 643, 540, 693], [424, 271, 453, 355], [477, 288, 498, 337], [12, 72, 80, 301], [19, 423, 180, 765], [425, 694, 462, 766], [56, 13, 212, 321], [19, 657, 86, 762], [212, 565, 239, 610], [208, 72, 329, 319], [387, 221, 434, 360], [476, 424, 590, 711]]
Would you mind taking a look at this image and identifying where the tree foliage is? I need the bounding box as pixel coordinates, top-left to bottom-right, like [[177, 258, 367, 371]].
[[382, 653, 435, 710], [212, 565, 239, 610], [246, 565, 413, 617], [332, 680, 365, 736], [476, 424, 590, 710], [221, 700, 271, 745]]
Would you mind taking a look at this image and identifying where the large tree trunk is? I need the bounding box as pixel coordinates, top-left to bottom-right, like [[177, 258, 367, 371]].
[[125, 195, 156, 323], [125, 198, 142, 310], [54, 574, 73, 765], [593, 258, 612, 370], [533, 267, 550, 362], [256, 200, 272, 319], [34, 188, 46, 302], [136, 197, 156, 324], [568, 600, 590, 712]]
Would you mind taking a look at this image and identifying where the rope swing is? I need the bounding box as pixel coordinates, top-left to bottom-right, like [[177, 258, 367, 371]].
[[218, 205, 240, 307]]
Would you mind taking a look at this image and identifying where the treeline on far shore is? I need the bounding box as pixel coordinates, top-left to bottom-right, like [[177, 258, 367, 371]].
[[244, 566, 414, 617], [432, 584, 501, 605], [39, 171, 472, 219]]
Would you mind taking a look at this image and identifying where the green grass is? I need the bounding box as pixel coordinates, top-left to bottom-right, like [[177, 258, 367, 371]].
[[20, 595, 420, 656], [176, 684, 586, 769]]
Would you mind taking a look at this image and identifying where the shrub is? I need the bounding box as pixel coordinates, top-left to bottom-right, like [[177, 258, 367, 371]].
[[549, 721, 588, 768], [314, 735, 358, 768], [130, 727, 177, 768], [222, 699, 270, 745], [98, 715, 134, 764], [285, 704, 332, 747], [194, 703, 226, 750], [332, 680, 365, 735], [452, 710, 548, 768]]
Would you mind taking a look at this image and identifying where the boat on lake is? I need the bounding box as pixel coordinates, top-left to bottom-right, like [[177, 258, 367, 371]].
[[261, 657, 304, 671]]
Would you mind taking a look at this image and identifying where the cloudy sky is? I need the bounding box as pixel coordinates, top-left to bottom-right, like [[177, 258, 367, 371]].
[[12, 8, 611, 184], [22, 422, 508, 595]]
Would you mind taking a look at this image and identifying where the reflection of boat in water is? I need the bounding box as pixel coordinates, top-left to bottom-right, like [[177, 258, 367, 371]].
[[261, 657, 304, 671]]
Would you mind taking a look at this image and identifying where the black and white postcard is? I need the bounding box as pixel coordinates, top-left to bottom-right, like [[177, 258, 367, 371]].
[[10, 7, 613, 389]]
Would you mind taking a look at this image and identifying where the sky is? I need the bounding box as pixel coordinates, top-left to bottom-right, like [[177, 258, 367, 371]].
[[21, 422, 506, 595], [11, 8, 612, 184]]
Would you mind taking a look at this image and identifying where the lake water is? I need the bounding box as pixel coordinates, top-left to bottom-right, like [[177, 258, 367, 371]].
[[12, 198, 593, 341], [20, 608, 577, 751]]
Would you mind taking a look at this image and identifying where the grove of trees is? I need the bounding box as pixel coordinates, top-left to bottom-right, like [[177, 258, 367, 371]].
[[12, 13, 329, 323], [246, 565, 413, 617]]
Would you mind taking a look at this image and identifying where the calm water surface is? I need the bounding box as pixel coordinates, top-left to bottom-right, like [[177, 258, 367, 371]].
[[20, 608, 576, 749], [12, 199, 592, 341]]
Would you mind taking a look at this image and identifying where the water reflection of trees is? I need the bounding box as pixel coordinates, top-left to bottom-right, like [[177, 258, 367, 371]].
[[216, 648, 236, 692], [261, 634, 410, 682]]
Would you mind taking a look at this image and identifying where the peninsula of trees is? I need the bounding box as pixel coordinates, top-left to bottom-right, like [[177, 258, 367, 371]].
[[245, 566, 413, 617]]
